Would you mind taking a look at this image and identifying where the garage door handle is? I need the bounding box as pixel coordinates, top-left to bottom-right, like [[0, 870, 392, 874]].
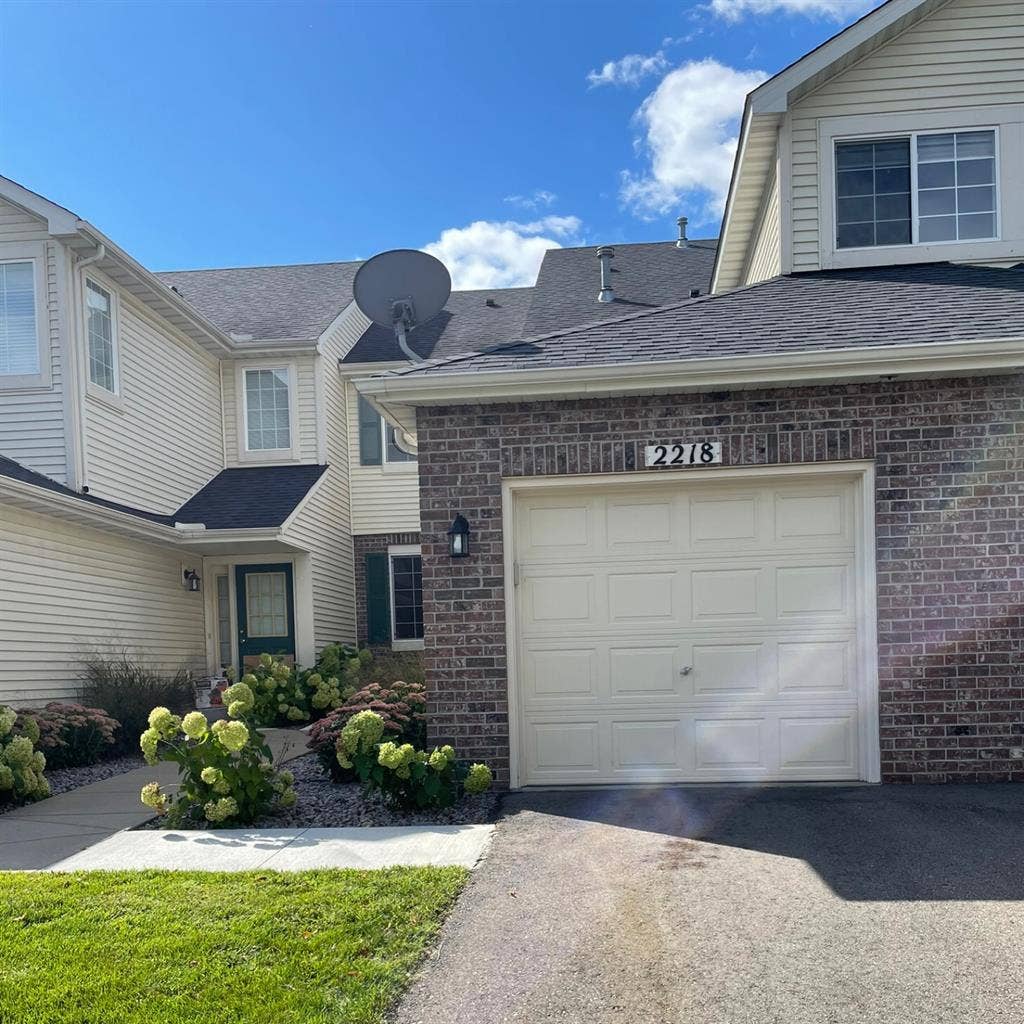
[[680, 666, 693, 676]]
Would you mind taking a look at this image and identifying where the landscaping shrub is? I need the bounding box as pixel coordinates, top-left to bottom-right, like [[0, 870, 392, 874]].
[[307, 680, 427, 782], [17, 702, 120, 770], [0, 706, 50, 805], [335, 709, 492, 811], [139, 682, 295, 826], [78, 655, 193, 754]]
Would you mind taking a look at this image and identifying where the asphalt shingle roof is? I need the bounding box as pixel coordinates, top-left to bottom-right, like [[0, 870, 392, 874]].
[[176, 465, 327, 529], [0, 456, 326, 531], [521, 239, 718, 337], [158, 262, 362, 342], [388, 263, 1024, 378]]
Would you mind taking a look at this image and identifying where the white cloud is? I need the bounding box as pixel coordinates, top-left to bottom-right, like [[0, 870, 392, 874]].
[[709, 0, 876, 21], [620, 58, 768, 221], [503, 189, 558, 210], [587, 51, 669, 88], [423, 215, 583, 290]]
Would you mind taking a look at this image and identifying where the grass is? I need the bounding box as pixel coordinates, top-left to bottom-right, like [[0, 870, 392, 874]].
[[0, 867, 467, 1024]]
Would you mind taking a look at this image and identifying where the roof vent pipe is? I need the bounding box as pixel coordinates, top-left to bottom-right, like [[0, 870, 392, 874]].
[[676, 216, 688, 248], [597, 246, 615, 303]]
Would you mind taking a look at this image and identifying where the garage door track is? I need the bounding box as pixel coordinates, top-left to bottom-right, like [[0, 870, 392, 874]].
[[394, 784, 1024, 1024]]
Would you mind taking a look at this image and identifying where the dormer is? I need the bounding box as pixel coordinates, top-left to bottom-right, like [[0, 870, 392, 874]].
[[713, 0, 1024, 293]]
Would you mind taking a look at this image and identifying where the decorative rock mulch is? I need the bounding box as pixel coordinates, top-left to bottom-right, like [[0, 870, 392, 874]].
[[0, 755, 145, 817], [137, 753, 498, 830]]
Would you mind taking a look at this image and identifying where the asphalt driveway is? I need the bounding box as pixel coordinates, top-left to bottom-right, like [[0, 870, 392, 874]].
[[393, 784, 1024, 1024]]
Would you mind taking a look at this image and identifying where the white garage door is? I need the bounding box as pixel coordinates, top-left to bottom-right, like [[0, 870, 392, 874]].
[[513, 473, 873, 785]]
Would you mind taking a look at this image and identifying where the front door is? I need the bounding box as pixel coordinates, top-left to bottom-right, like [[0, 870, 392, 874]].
[[236, 563, 296, 668]]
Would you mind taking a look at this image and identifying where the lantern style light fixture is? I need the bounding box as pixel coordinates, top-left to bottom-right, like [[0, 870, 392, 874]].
[[182, 568, 202, 592], [447, 513, 470, 558]]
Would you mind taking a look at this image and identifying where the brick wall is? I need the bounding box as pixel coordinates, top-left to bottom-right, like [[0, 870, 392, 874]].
[[352, 532, 421, 646], [416, 375, 1024, 785]]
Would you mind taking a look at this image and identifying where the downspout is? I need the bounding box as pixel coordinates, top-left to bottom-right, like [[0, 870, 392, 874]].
[[70, 243, 106, 493]]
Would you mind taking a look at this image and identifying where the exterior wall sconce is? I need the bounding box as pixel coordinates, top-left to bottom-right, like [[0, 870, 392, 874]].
[[447, 514, 470, 558], [182, 568, 202, 592]]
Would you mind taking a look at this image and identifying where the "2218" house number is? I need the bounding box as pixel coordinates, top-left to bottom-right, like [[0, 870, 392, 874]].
[[644, 442, 722, 468]]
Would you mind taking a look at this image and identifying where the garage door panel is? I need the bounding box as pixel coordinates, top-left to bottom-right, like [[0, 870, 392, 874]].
[[608, 570, 678, 622], [529, 721, 601, 776], [612, 721, 679, 770], [694, 718, 767, 771], [690, 494, 761, 546], [778, 639, 855, 697], [777, 564, 851, 619], [775, 490, 850, 544], [606, 497, 677, 551], [691, 568, 763, 622], [779, 715, 857, 772], [523, 573, 596, 627], [691, 642, 765, 697], [608, 645, 682, 697], [524, 648, 599, 701]]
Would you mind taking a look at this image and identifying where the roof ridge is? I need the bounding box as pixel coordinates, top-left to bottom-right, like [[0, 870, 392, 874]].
[[157, 259, 364, 275]]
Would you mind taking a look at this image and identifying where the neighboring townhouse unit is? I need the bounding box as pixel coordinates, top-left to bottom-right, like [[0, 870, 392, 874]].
[[357, 0, 1024, 787]]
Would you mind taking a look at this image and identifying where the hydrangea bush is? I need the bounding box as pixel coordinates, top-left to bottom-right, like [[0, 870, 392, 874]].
[[17, 702, 120, 769], [335, 710, 492, 811], [139, 683, 295, 826], [307, 680, 427, 782], [0, 705, 50, 805]]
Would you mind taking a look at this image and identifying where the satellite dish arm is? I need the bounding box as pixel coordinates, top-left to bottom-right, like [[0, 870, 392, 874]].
[[392, 300, 424, 364]]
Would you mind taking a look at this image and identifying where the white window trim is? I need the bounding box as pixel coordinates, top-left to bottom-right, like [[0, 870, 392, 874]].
[[818, 104, 1024, 271], [236, 361, 299, 462], [388, 543, 424, 650], [0, 241, 50, 391], [84, 272, 123, 408]]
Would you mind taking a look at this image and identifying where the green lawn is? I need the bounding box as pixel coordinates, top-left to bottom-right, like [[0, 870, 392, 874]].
[[0, 867, 467, 1024]]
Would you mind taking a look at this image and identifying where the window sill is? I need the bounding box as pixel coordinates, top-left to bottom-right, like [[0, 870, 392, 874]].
[[0, 373, 51, 392], [824, 237, 1024, 271], [86, 382, 125, 412], [391, 638, 424, 652], [237, 448, 300, 464]]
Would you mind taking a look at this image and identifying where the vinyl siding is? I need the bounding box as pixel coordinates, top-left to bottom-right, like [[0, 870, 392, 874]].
[[0, 199, 67, 482], [223, 353, 319, 466], [346, 378, 420, 534], [282, 321, 356, 650], [84, 292, 224, 513], [742, 163, 782, 285], [789, 0, 1024, 271], [0, 505, 206, 705]]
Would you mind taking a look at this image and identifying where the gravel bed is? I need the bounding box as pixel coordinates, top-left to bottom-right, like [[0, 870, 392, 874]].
[[138, 753, 498, 830], [0, 754, 145, 816]]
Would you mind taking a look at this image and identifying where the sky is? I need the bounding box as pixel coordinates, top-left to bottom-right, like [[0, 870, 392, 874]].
[[0, 0, 881, 288]]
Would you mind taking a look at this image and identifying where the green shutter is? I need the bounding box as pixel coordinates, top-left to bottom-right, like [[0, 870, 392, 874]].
[[358, 395, 383, 466], [365, 552, 391, 644]]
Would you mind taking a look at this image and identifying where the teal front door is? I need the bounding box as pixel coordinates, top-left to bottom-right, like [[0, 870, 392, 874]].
[[236, 563, 296, 668]]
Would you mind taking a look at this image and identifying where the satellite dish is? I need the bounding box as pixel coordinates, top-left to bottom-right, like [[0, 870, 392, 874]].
[[353, 249, 451, 363]]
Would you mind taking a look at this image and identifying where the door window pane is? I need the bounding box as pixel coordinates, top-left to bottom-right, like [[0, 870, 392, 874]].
[[0, 261, 38, 376], [216, 575, 232, 670], [245, 368, 291, 450], [390, 555, 423, 641], [835, 138, 911, 249], [86, 280, 116, 392], [246, 572, 288, 637], [917, 130, 997, 242]]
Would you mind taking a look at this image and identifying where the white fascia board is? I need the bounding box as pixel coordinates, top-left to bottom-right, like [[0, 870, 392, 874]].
[[173, 526, 288, 545], [0, 176, 80, 235], [354, 337, 1024, 411]]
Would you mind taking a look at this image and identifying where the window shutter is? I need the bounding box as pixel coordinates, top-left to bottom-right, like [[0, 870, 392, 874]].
[[358, 395, 383, 466], [365, 553, 391, 644]]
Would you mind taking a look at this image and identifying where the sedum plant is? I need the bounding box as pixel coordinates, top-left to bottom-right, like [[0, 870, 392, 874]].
[[18, 702, 120, 769], [0, 706, 50, 805], [139, 682, 295, 826], [335, 710, 492, 811]]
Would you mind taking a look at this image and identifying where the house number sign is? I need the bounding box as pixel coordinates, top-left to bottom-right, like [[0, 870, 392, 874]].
[[644, 442, 722, 468]]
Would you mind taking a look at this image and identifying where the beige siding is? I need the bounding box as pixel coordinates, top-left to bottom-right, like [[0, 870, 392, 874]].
[[789, 0, 1024, 271], [283, 322, 356, 650], [742, 164, 782, 285], [0, 200, 67, 482], [346, 379, 420, 534], [223, 353, 319, 466], [0, 505, 206, 705], [84, 293, 224, 513]]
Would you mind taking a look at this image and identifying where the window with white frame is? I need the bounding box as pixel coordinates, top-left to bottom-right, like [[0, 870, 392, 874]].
[[244, 367, 292, 451], [836, 129, 997, 250], [389, 547, 424, 643], [86, 279, 118, 393], [0, 260, 39, 377]]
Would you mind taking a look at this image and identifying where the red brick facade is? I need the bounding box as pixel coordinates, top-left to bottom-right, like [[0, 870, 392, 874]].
[[353, 532, 421, 647], [416, 375, 1024, 785]]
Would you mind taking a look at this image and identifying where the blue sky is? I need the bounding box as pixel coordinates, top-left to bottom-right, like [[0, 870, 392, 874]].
[[1, 0, 878, 287]]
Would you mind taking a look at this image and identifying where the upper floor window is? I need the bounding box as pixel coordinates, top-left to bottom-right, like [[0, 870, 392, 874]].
[[86, 279, 118, 394], [836, 129, 997, 250], [0, 260, 38, 377], [357, 394, 416, 466], [244, 367, 292, 451]]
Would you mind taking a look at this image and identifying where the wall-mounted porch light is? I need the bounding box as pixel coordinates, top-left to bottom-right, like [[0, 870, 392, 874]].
[[182, 568, 202, 593], [447, 513, 470, 558]]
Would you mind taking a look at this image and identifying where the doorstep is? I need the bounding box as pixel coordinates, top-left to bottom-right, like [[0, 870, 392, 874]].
[[43, 824, 495, 872]]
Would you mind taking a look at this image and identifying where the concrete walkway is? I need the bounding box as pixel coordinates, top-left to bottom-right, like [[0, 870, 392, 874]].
[[0, 727, 308, 870], [46, 824, 494, 872]]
